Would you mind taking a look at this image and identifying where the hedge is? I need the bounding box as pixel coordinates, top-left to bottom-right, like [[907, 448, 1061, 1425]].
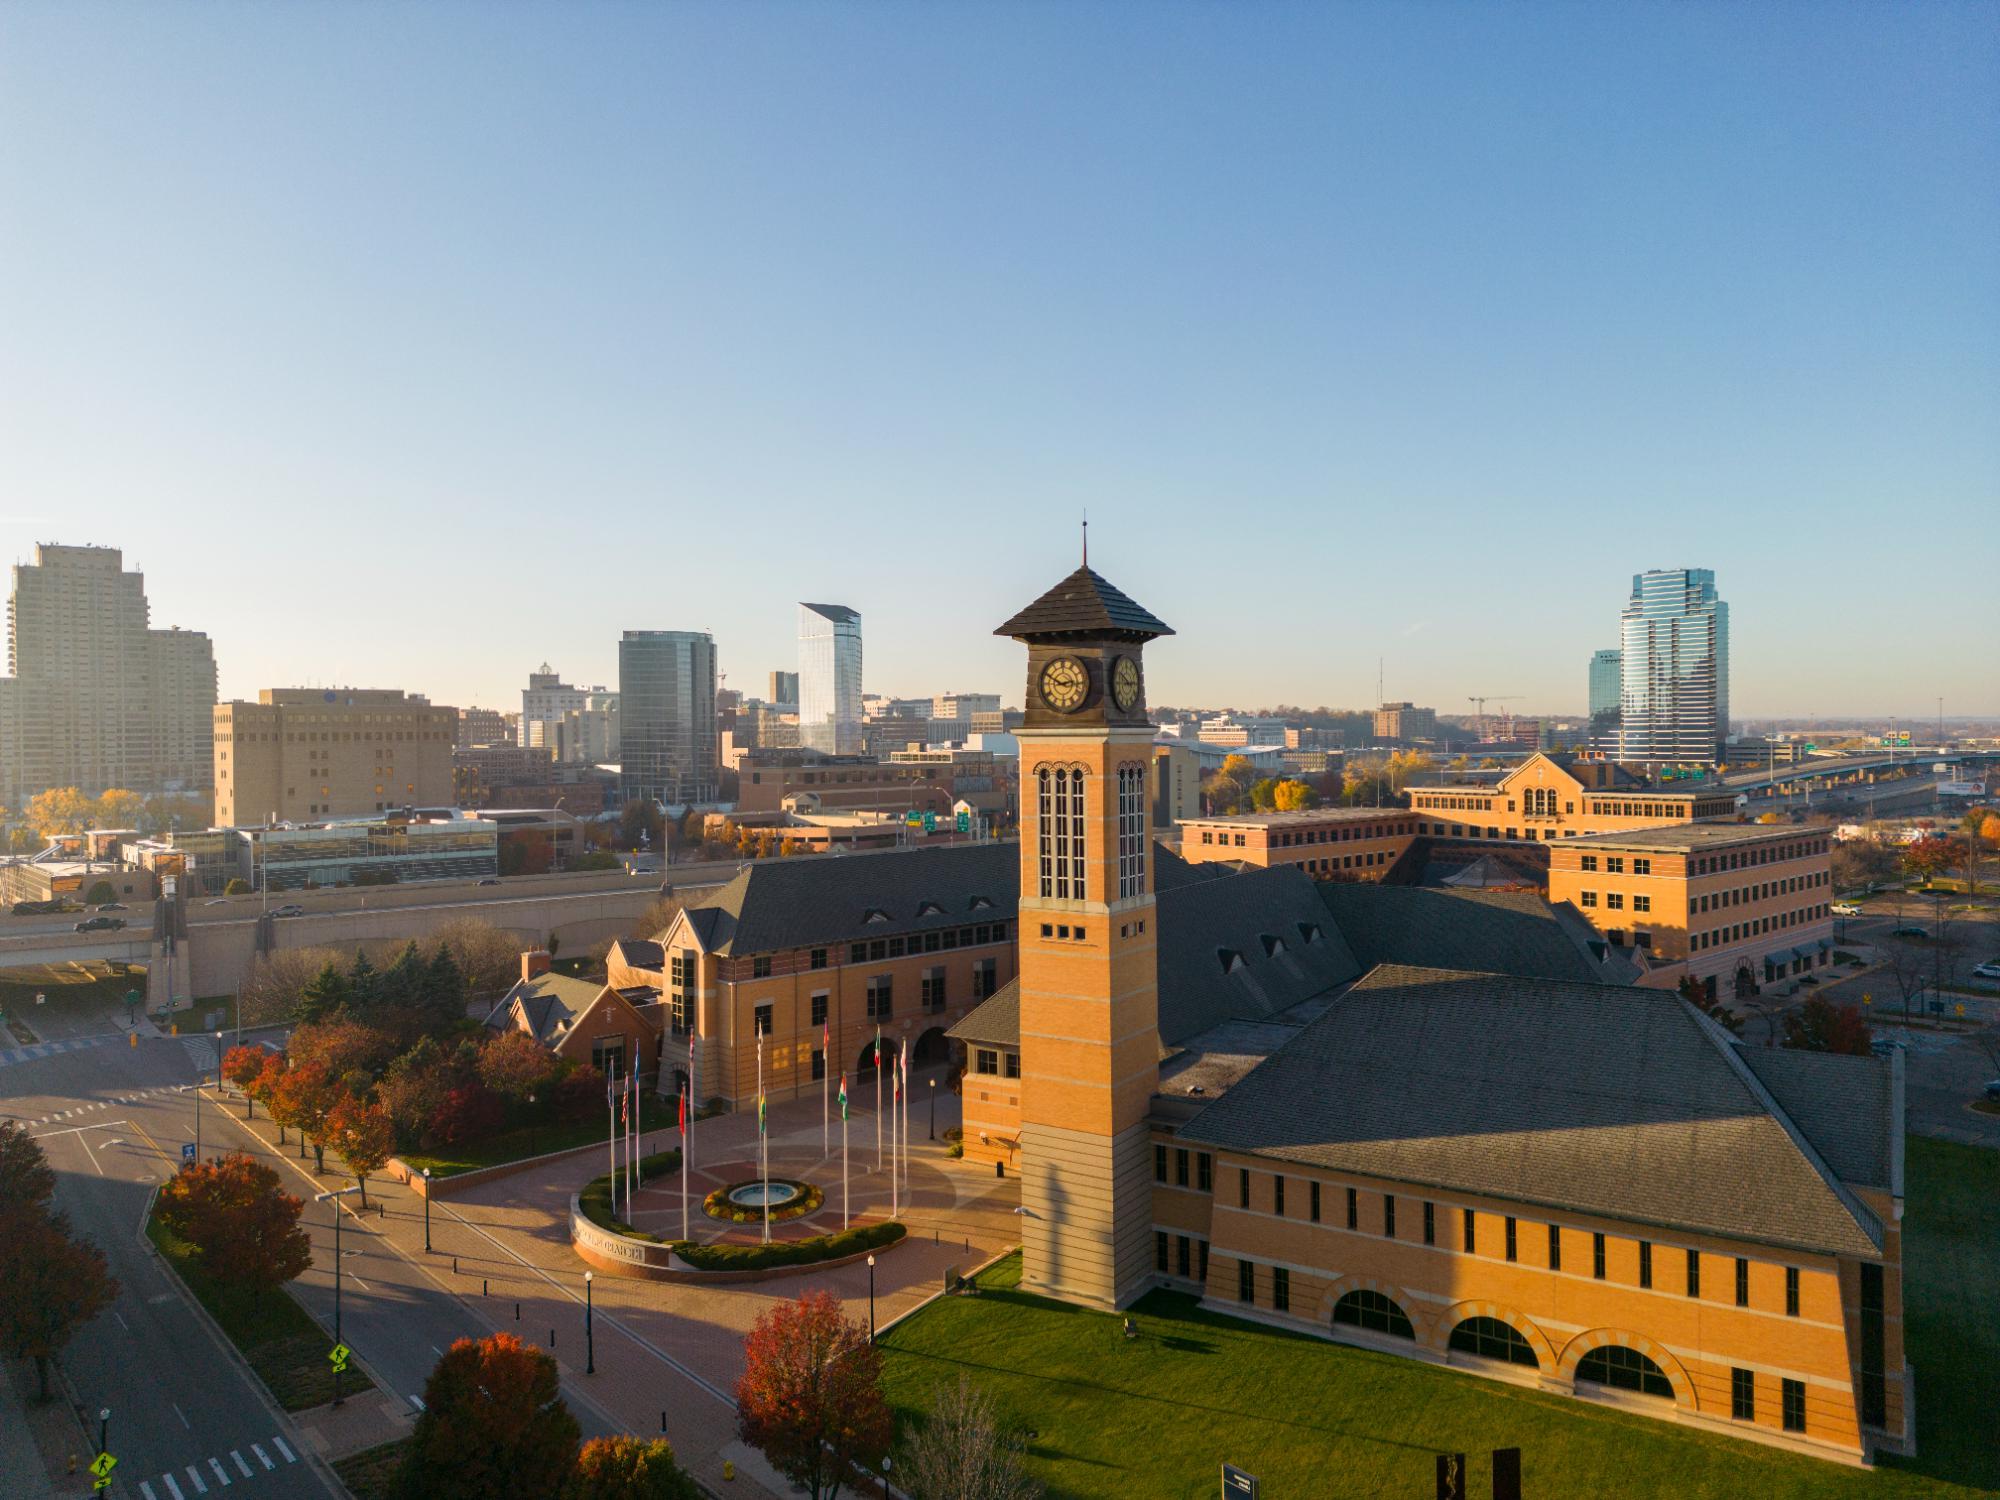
[[578, 1149, 683, 1243], [673, 1219, 905, 1272]]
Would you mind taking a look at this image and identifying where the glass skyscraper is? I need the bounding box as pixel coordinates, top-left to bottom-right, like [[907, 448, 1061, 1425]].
[[797, 603, 862, 754], [1616, 569, 1728, 764], [1588, 647, 1622, 748], [617, 630, 717, 805]]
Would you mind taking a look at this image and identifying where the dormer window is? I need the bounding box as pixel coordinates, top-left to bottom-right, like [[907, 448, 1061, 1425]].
[[864, 908, 890, 924], [1260, 934, 1285, 957], [969, 895, 993, 910], [917, 900, 944, 917], [1217, 948, 1246, 975], [1295, 921, 1322, 945]]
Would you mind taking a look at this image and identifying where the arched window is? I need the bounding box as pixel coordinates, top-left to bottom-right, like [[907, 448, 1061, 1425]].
[[1575, 1345, 1673, 1399], [1036, 767, 1087, 900], [1332, 1289, 1414, 1340], [1116, 765, 1145, 900], [1448, 1317, 1538, 1368]]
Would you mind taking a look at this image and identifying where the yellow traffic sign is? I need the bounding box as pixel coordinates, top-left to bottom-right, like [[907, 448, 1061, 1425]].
[[329, 1342, 351, 1372], [90, 1452, 116, 1479]]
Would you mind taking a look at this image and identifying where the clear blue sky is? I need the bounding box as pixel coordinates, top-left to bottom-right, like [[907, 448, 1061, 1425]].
[[3, 2, 1994, 721]]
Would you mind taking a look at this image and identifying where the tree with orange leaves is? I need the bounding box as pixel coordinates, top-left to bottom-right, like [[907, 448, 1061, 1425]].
[[326, 1094, 395, 1206], [221, 1045, 267, 1118], [735, 1289, 891, 1500], [391, 1333, 579, 1500]]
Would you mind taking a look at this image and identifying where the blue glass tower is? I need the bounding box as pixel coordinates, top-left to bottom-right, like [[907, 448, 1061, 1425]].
[[1616, 570, 1728, 764]]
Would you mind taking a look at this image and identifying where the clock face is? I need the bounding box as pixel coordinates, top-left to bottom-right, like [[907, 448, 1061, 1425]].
[[1039, 656, 1090, 713], [1111, 655, 1141, 713]]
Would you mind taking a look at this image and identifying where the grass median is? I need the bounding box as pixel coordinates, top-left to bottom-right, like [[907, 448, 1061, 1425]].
[[398, 1115, 619, 1178], [146, 1211, 375, 1411], [877, 1139, 1996, 1500]]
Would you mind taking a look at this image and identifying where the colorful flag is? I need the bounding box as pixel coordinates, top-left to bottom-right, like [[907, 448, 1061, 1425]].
[[678, 1088, 687, 1134], [758, 1091, 766, 1133], [838, 1074, 848, 1119]]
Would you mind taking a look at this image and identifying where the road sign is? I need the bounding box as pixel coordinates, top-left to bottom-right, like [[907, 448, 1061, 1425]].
[[922, 811, 937, 832], [180, 1143, 196, 1166], [1221, 1464, 1259, 1498], [90, 1452, 117, 1487], [955, 810, 970, 832], [328, 1342, 351, 1373], [904, 811, 922, 827]]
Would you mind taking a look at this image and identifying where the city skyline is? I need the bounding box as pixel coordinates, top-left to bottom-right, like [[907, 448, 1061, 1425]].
[[2, 5, 1993, 719]]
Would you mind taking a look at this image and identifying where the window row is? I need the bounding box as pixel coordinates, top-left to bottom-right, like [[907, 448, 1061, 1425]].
[[1690, 906, 1828, 951], [1154, 1231, 1210, 1284], [1153, 1144, 1215, 1192], [1693, 871, 1828, 912], [841, 924, 1009, 966]]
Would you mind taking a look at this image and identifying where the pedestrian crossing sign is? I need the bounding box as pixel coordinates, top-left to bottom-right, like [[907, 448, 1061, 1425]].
[[90, 1452, 116, 1483], [329, 1342, 351, 1372]]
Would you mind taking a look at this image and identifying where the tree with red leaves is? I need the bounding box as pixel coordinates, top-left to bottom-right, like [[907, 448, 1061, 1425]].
[[736, 1290, 892, 1500], [221, 1045, 268, 1117], [391, 1333, 579, 1500], [554, 1061, 608, 1125], [428, 1084, 504, 1146], [157, 1152, 311, 1292], [271, 1057, 339, 1171], [287, 1016, 399, 1087], [478, 1030, 562, 1107], [567, 1436, 699, 1500], [1782, 995, 1873, 1057], [0, 1210, 116, 1400], [327, 1095, 395, 1206]]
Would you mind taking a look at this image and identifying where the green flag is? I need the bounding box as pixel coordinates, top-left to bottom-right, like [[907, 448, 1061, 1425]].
[[758, 1091, 766, 1133]]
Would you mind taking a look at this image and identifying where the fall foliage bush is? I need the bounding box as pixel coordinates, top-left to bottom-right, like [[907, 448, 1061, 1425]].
[[156, 1153, 311, 1291]]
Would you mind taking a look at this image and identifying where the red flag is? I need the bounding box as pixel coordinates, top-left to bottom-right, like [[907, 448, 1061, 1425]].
[[678, 1089, 687, 1134]]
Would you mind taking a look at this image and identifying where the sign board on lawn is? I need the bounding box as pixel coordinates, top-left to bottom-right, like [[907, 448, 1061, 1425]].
[[1221, 1464, 1258, 1498]]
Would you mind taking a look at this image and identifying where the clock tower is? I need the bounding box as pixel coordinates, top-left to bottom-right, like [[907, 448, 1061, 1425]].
[[995, 562, 1171, 1308]]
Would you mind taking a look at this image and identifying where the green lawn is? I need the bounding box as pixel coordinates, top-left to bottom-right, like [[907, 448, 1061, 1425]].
[[397, 1114, 620, 1178], [332, 1438, 412, 1500], [879, 1138, 1997, 1500], [147, 1212, 375, 1411]]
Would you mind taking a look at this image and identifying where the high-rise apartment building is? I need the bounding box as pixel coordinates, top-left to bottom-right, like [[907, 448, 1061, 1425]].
[[767, 670, 799, 706], [213, 689, 456, 825], [1617, 569, 1729, 764], [0, 543, 216, 804], [798, 603, 862, 754], [618, 631, 717, 805], [1372, 702, 1437, 742], [521, 664, 586, 751], [1588, 647, 1623, 748]]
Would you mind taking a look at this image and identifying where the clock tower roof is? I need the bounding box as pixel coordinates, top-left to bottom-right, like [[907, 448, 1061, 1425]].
[[994, 565, 1174, 644]]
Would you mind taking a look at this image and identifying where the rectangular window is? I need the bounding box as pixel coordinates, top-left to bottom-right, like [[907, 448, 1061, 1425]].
[[1731, 1368, 1755, 1422], [1781, 1378, 1806, 1433], [974, 1049, 998, 1075], [866, 975, 893, 1019], [1177, 1235, 1191, 1278], [1462, 1208, 1475, 1253], [1118, 765, 1146, 900], [1633, 894, 1651, 913], [811, 1048, 825, 1082], [1309, 1181, 1321, 1222], [1176, 1148, 1190, 1187], [1633, 857, 1651, 875], [1606, 856, 1625, 874], [810, 992, 829, 1027], [754, 1003, 773, 1037], [1859, 1263, 1886, 1428], [1156, 1231, 1169, 1273], [1593, 1232, 1606, 1280], [1273, 1176, 1285, 1216], [920, 965, 947, 1012], [1687, 1249, 1700, 1299], [1198, 1239, 1209, 1284], [1505, 1217, 1518, 1263], [1154, 1144, 1167, 1183], [1639, 1240, 1652, 1289], [1384, 1194, 1396, 1239], [1347, 1186, 1358, 1230], [1003, 1052, 1020, 1079], [1580, 855, 1598, 871], [1272, 1267, 1290, 1313], [1238, 1259, 1254, 1303], [1239, 1168, 1250, 1209], [1736, 1257, 1750, 1308], [1785, 1266, 1800, 1317], [810, 947, 827, 970], [1581, 891, 1598, 908], [972, 958, 998, 999], [1606, 892, 1625, 910], [1198, 1154, 1212, 1192], [1548, 1223, 1561, 1271], [752, 955, 772, 978], [849, 942, 867, 964], [1423, 1201, 1435, 1246]]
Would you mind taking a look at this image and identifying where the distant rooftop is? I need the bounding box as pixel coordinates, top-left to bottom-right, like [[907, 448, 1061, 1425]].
[[1567, 822, 1806, 851], [1180, 807, 1414, 827]]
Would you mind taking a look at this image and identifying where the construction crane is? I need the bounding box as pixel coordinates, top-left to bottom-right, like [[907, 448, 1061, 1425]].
[[1466, 695, 1523, 740]]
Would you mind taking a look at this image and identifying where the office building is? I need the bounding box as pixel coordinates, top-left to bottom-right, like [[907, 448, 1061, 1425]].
[[521, 665, 593, 758], [213, 688, 456, 825], [1372, 702, 1436, 743], [1407, 751, 1736, 842], [798, 603, 863, 754], [457, 706, 512, 749], [1589, 647, 1623, 747], [768, 670, 799, 707], [618, 630, 717, 806], [242, 814, 500, 891], [1, 543, 216, 803], [1618, 569, 1730, 764], [933, 691, 1001, 720], [1180, 808, 1423, 878]]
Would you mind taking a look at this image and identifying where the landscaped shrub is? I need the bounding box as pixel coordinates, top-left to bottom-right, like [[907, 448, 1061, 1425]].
[[674, 1220, 905, 1272], [702, 1179, 823, 1224], [578, 1150, 685, 1242], [427, 1084, 504, 1146]]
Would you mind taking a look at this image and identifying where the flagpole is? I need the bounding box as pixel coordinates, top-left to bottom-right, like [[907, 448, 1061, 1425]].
[[891, 1059, 900, 1219], [758, 1034, 769, 1245], [608, 1074, 619, 1221], [630, 1068, 639, 1201], [874, 1026, 882, 1172], [821, 1022, 829, 1157], [680, 1084, 690, 1243], [840, 1075, 849, 1230]]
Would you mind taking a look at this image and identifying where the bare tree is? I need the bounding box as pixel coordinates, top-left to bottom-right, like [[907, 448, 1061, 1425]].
[[901, 1376, 1043, 1500], [237, 946, 349, 1026], [430, 917, 524, 1003], [632, 896, 684, 942]]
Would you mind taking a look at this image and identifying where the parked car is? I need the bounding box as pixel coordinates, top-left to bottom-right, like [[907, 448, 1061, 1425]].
[[1830, 902, 1862, 917], [73, 915, 126, 932], [477, 877, 501, 886], [1972, 962, 2000, 981], [95, 901, 128, 911], [1984, 1079, 2000, 1103], [1891, 925, 1930, 939], [270, 903, 306, 918]]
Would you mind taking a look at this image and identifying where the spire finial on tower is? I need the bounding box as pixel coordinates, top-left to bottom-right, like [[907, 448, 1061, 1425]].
[[1082, 510, 1089, 568]]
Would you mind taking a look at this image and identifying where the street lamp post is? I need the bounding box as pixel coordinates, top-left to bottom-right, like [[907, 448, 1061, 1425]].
[[314, 1183, 364, 1405], [422, 1168, 432, 1252], [867, 1254, 876, 1343], [584, 1272, 594, 1374], [98, 1407, 109, 1456], [881, 1455, 891, 1499], [928, 1078, 936, 1141]]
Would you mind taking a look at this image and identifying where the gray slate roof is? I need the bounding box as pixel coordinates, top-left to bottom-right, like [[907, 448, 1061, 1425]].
[[484, 972, 604, 1043], [682, 842, 1016, 957], [1316, 883, 1615, 986], [1156, 865, 1362, 1042], [1741, 1047, 1893, 1191], [1177, 966, 1886, 1258], [946, 980, 1019, 1048], [994, 566, 1174, 641]]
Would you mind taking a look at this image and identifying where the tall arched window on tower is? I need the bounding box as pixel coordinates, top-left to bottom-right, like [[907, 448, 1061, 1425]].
[[1117, 765, 1145, 900], [1037, 766, 1087, 900]]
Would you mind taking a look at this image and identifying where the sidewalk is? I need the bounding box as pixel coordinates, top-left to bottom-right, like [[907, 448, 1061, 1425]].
[[1, 1357, 95, 1500]]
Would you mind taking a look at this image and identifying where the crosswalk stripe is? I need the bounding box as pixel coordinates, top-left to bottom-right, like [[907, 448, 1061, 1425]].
[[251, 1444, 273, 1470], [208, 1455, 230, 1486], [162, 1473, 185, 1500], [271, 1436, 295, 1463], [186, 1463, 207, 1493], [140, 1481, 159, 1500], [231, 1450, 251, 1477]]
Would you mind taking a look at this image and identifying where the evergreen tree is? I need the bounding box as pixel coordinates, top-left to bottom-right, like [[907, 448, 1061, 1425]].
[[347, 950, 382, 1017], [297, 962, 352, 1025], [379, 942, 425, 1022], [423, 944, 469, 1032]]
